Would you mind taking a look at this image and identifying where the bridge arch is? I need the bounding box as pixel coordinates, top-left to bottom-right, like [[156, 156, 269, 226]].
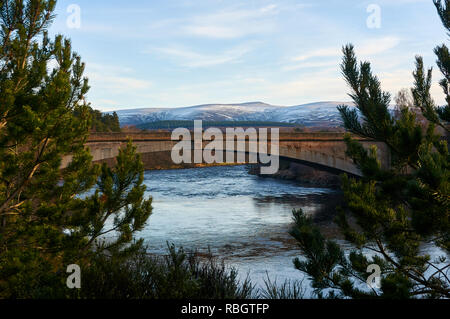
[[61, 132, 391, 177]]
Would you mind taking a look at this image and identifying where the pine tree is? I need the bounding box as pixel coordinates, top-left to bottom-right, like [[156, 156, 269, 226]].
[[0, 0, 152, 298], [291, 1, 449, 299], [435, 0, 450, 122], [83, 107, 121, 132]]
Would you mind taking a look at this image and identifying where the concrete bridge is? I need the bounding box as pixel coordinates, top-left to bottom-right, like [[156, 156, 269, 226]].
[[62, 131, 390, 177]]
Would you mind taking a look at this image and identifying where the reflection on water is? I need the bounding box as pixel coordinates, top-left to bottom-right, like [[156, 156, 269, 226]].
[[137, 165, 338, 293]]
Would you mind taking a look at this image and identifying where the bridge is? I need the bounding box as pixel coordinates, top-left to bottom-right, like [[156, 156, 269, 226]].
[[61, 131, 390, 177]]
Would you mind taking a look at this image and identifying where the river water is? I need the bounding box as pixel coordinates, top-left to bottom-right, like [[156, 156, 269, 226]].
[[136, 165, 339, 293]]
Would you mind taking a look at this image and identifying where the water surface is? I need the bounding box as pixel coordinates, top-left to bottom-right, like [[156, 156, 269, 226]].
[[136, 165, 447, 297], [137, 165, 338, 291]]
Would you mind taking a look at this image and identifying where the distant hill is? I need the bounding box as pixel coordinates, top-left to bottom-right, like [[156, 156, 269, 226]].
[[108, 101, 354, 127], [136, 120, 302, 130]]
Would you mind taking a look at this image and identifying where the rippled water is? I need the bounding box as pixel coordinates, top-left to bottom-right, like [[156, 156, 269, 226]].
[[130, 164, 447, 298], [136, 165, 338, 292]]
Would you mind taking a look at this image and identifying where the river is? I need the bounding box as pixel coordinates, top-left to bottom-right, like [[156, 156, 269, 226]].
[[136, 165, 341, 294]]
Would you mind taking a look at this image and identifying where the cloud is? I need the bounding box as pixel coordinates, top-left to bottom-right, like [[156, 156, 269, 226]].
[[181, 4, 279, 39], [152, 45, 253, 68], [292, 36, 400, 62], [378, 68, 445, 104], [357, 37, 401, 57], [285, 37, 401, 72], [94, 99, 119, 107], [89, 74, 152, 90], [84, 63, 152, 109], [282, 60, 339, 72], [370, 0, 429, 5], [293, 48, 340, 62], [264, 69, 347, 103]]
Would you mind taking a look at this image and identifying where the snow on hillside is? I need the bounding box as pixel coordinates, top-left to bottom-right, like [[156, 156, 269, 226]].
[[109, 101, 353, 127], [270, 102, 352, 126]]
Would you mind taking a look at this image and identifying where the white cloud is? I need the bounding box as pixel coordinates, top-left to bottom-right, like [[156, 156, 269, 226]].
[[292, 36, 400, 62], [84, 63, 152, 109], [293, 48, 340, 62], [181, 4, 279, 39], [358, 36, 401, 57], [94, 99, 119, 107], [379, 68, 445, 104], [372, 0, 429, 5], [285, 37, 401, 73], [152, 45, 252, 68], [265, 69, 347, 103], [89, 74, 152, 90], [282, 60, 339, 72]]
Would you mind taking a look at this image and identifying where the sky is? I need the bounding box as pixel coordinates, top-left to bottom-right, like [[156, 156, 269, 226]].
[[49, 0, 448, 111]]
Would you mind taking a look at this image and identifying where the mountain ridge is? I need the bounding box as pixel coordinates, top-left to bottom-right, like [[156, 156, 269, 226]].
[[107, 101, 354, 127]]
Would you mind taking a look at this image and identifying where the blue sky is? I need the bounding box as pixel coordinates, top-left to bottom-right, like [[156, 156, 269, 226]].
[[49, 0, 447, 111]]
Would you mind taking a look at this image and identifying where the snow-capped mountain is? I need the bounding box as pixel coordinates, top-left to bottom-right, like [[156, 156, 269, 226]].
[[109, 101, 353, 127]]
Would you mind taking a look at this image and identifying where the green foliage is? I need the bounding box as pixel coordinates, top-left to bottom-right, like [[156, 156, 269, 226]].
[[85, 107, 121, 132], [292, 1, 450, 299], [79, 244, 255, 299], [77, 140, 153, 258], [0, 0, 151, 298], [261, 274, 305, 299], [434, 0, 450, 122]]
